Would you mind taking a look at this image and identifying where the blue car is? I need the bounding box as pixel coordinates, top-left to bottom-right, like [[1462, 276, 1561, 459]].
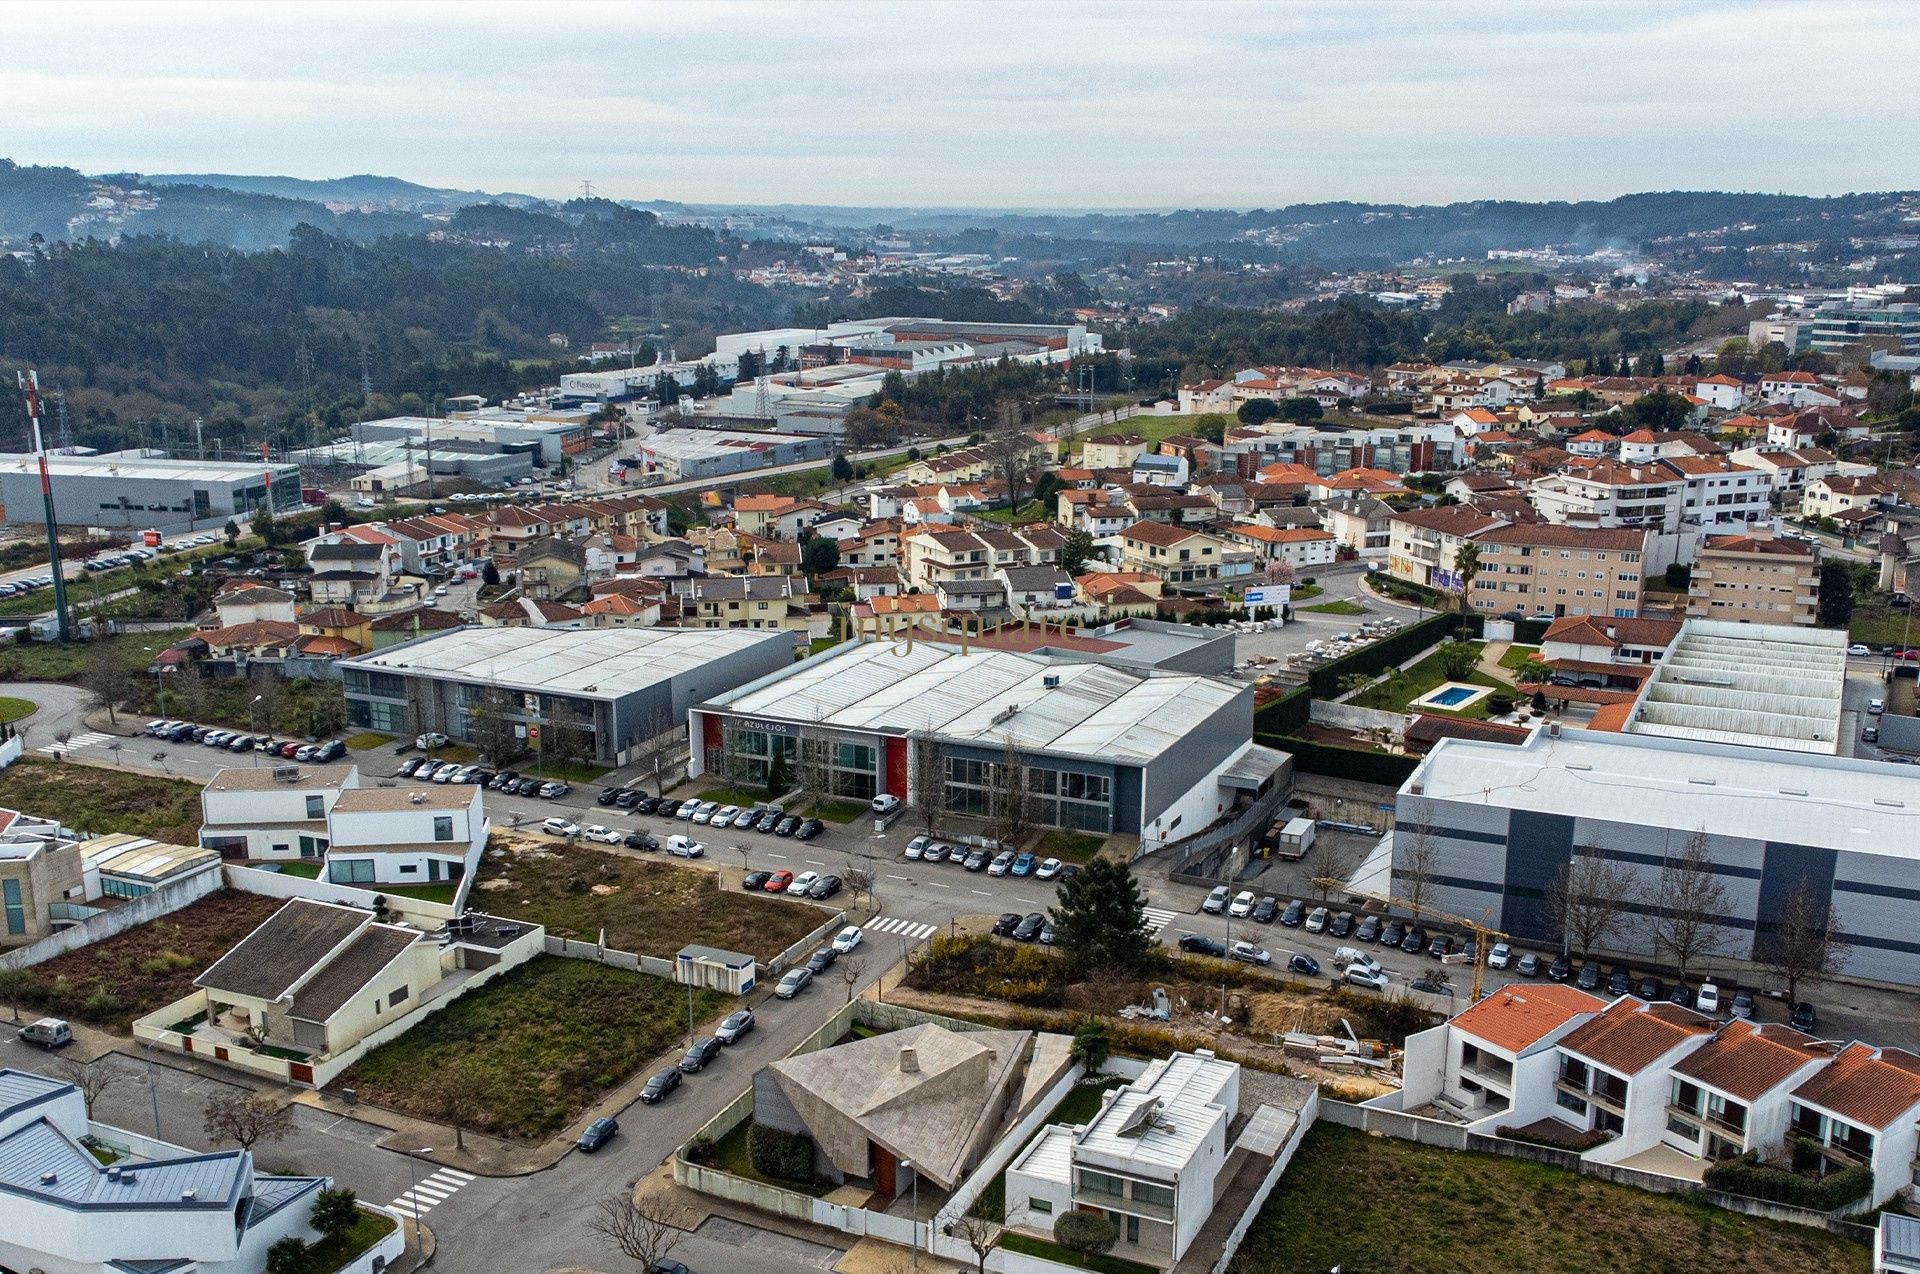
[[1010, 852, 1037, 877], [576, 1116, 618, 1152]]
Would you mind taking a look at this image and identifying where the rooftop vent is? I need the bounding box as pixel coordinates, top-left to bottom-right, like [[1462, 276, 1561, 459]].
[[899, 1046, 919, 1074], [272, 765, 301, 783], [181, 1189, 196, 1200], [40, 1171, 56, 1185], [1042, 674, 1060, 688]]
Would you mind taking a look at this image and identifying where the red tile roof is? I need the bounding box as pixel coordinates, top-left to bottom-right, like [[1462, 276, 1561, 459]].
[[1791, 1043, 1920, 1130], [1670, 1022, 1832, 1102], [1452, 984, 1605, 1053], [1558, 998, 1714, 1075]]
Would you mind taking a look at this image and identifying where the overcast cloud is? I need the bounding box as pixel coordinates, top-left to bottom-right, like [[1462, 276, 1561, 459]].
[[2, 0, 1916, 209]]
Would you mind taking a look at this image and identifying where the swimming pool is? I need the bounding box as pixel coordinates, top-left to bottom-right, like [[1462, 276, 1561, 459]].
[[1427, 686, 1478, 707], [1410, 681, 1496, 712]]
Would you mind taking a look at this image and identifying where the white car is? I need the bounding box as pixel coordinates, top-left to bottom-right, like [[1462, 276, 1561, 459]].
[[1228, 940, 1272, 966], [416, 732, 449, 750], [987, 852, 1014, 876], [581, 824, 621, 844], [1848, 643, 1871, 656], [665, 835, 704, 858], [831, 925, 863, 954], [871, 793, 901, 814], [1487, 941, 1513, 970], [786, 871, 821, 896], [1305, 906, 1329, 934], [1228, 890, 1257, 918], [1696, 982, 1722, 1014], [433, 584, 449, 596], [1035, 857, 1063, 880], [709, 805, 741, 828], [542, 817, 580, 838], [904, 835, 930, 860]]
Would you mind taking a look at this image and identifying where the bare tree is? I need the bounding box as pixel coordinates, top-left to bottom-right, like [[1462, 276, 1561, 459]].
[[1757, 880, 1851, 1008], [996, 735, 1033, 848], [202, 1090, 296, 1152], [1652, 830, 1730, 984], [838, 955, 867, 1005], [794, 736, 834, 802], [79, 639, 134, 726], [544, 703, 595, 775], [948, 1212, 1004, 1273], [53, 1056, 138, 1117], [1301, 834, 1356, 905], [426, 1074, 481, 1151], [982, 420, 1043, 508], [843, 863, 877, 913], [248, 666, 287, 734], [1544, 853, 1639, 961], [628, 706, 680, 797], [468, 686, 522, 765], [910, 730, 945, 837], [587, 1192, 687, 1270], [1396, 819, 1440, 922], [170, 666, 209, 722]]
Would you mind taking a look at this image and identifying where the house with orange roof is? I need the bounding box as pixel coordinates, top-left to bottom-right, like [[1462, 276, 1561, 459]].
[[1665, 1021, 1833, 1166], [579, 590, 664, 629], [1550, 998, 1716, 1161], [1306, 468, 1407, 501], [1395, 984, 1606, 1130], [732, 494, 826, 541], [1693, 373, 1750, 411], [1254, 461, 1321, 487], [1788, 1042, 1920, 1203], [1449, 406, 1501, 435], [1116, 521, 1241, 586], [1224, 522, 1335, 570]]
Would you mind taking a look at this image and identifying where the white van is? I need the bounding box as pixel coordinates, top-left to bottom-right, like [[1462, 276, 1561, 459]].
[[1334, 947, 1380, 975]]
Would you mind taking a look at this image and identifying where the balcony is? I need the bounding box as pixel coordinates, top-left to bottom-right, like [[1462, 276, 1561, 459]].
[[1071, 1186, 1176, 1224], [1461, 1059, 1514, 1090]]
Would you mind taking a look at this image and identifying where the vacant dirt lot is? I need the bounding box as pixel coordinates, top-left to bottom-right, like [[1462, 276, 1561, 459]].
[[473, 833, 831, 960], [4, 889, 282, 1030]]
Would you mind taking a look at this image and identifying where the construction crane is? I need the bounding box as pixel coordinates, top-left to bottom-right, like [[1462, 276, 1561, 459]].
[[1312, 878, 1509, 1001]]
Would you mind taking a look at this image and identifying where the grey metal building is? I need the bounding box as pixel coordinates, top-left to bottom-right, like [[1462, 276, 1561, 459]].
[[1395, 727, 1920, 985], [0, 453, 302, 531], [339, 627, 794, 767]]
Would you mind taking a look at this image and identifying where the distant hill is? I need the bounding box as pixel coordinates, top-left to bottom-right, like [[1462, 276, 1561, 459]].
[[140, 171, 542, 212]]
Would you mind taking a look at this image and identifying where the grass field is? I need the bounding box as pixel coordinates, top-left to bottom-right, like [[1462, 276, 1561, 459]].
[[0, 630, 190, 684], [1850, 598, 1919, 647], [0, 890, 283, 1030], [1301, 599, 1366, 615], [344, 732, 392, 751], [0, 757, 203, 841], [335, 955, 726, 1139], [0, 696, 35, 723], [705, 1117, 833, 1197], [1230, 1123, 1870, 1274], [278, 1208, 397, 1274], [1348, 642, 1506, 720], [1499, 644, 1543, 672], [474, 838, 826, 960], [1035, 829, 1106, 865]]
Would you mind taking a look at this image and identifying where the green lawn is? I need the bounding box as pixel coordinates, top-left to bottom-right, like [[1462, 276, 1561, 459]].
[[0, 757, 203, 841], [1291, 584, 1324, 600], [343, 731, 392, 751], [0, 630, 190, 683], [704, 1117, 833, 1197], [1228, 1123, 1870, 1274], [273, 862, 322, 879], [1348, 643, 1506, 719], [336, 955, 727, 1139], [1850, 599, 1918, 647], [697, 785, 775, 806], [283, 1208, 398, 1274], [975, 500, 1048, 525], [810, 798, 865, 824], [0, 696, 35, 723], [1498, 644, 1543, 672], [1002, 1233, 1157, 1274], [523, 756, 611, 783], [376, 883, 457, 904], [1301, 599, 1366, 616], [1035, 829, 1106, 865]]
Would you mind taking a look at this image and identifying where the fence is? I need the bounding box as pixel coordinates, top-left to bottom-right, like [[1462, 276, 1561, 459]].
[[0, 869, 225, 971], [1309, 699, 1410, 733], [764, 909, 848, 977], [1252, 684, 1310, 735], [1260, 736, 1419, 788], [1319, 1100, 1876, 1242], [225, 863, 456, 930], [543, 934, 674, 979]]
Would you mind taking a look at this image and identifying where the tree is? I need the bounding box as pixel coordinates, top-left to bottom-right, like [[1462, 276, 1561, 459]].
[[1055, 1211, 1118, 1262], [252, 499, 279, 545], [996, 736, 1032, 846], [1817, 560, 1855, 628], [1032, 470, 1062, 508], [910, 731, 945, 837], [1070, 1020, 1111, 1073], [1513, 659, 1552, 685], [1050, 858, 1159, 975], [426, 1072, 481, 1151], [202, 1090, 295, 1151], [1058, 528, 1097, 578], [54, 1056, 138, 1117], [1625, 388, 1692, 431], [983, 422, 1043, 508], [79, 638, 135, 726], [1301, 833, 1356, 905], [1451, 540, 1480, 611], [766, 745, 789, 797], [831, 454, 854, 482], [266, 1236, 308, 1274], [248, 665, 287, 733], [1652, 830, 1730, 983], [801, 535, 840, 577], [837, 955, 866, 1004], [1544, 854, 1638, 960], [1396, 818, 1440, 922], [320, 498, 348, 526], [1236, 398, 1280, 425], [544, 703, 594, 774], [948, 1212, 1004, 1273], [310, 1187, 360, 1247], [1437, 640, 1479, 682], [587, 1192, 687, 1271], [1757, 880, 1851, 1007], [469, 686, 522, 764], [224, 518, 241, 547], [1277, 396, 1322, 422], [480, 558, 500, 588], [0, 967, 33, 1023]]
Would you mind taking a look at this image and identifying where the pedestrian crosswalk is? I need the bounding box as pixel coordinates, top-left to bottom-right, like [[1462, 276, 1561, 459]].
[[385, 1166, 474, 1220], [865, 915, 939, 941], [37, 731, 112, 755], [1143, 907, 1182, 933]]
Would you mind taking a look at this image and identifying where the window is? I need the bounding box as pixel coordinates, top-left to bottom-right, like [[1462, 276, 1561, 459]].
[[1125, 1216, 1140, 1244], [388, 986, 408, 1009], [305, 795, 324, 820], [329, 859, 376, 884], [1133, 1180, 1175, 1209], [399, 864, 418, 874], [433, 816, 454, 842], [298, 835, 328, 858], [1, 878, 22, 936], [1028, 1198, 1053, 1216]]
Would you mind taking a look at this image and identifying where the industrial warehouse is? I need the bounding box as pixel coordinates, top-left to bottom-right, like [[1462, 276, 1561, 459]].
[[691, 638, 1288, 849], [339, 626, 795, 766], [0, 452, 302, 531]]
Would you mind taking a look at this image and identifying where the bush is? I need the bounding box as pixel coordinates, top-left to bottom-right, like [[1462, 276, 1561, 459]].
[[1487, 694, 1516, 716], [910, 933, 1070, 1006], [748, 1122, 816, 1184], [1496, 1123, 1611, 1152], [1703, 1150, 1873, 1212], [1664, 563, 1691, 588]]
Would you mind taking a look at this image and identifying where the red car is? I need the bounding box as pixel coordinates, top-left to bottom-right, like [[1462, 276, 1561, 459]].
[[1902, 650, 1920, 662], [763, 870, 794, 893]]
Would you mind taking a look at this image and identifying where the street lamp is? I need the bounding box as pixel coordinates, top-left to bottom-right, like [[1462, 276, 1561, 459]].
[[250, 695, 264, 764], [141, 1036, 165, 1139], [901, 1157, 918, 1267], [403, 1146, 433, 1253]]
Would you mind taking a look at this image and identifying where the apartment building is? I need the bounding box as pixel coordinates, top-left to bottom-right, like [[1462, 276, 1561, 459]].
[[1686, 530, 1819, 625], [1225, 523, 1336, 570], [1116, 521, 1241, 586], [1802, 474, 1893, 522], [1386, 507, 1507, 592], [1322, 496, 1395, 558], [680, 575, 826, 636], [1668, 456, 1771, 528], [1467, 524, 1648, 619], [902, 526, 1063, 591], [0, 812, 84, 944], [1528, 462, 1684, 532]]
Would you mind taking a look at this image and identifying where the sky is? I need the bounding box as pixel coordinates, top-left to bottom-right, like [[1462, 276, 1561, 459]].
[[3, 0, 1918, 211]]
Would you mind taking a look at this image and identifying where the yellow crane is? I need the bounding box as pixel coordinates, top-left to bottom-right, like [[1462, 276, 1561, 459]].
[[1311, 879, 1509, 1002]]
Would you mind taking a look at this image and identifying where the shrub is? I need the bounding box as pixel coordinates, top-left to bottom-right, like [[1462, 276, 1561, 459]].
[[1703, 1150, 1873, 1212], [748, 1122, 815, 1184], [910, 933, 1069, 1007], [141, 950, 196, 975], [1497, 1123, 1611, 1152], [1487, 694, 1516, 716], [265, 1236, 308, 1274]]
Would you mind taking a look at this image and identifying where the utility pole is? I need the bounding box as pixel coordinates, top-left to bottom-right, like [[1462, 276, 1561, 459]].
[[18, 371, 71, 641]]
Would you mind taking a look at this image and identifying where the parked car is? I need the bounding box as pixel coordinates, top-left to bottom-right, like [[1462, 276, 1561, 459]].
[[904, 835, 930, 860], [871, 793, 901, 814], [1178, 933, 1227, 958], [794, 818, 823, 840], [752, 807, 782, 831], [541, 817, 580, 838], [920, 841, 950, 864], [1014, 913, 1047, 942], [1228, 890, 1257, 918], [1011, 851, 1038, 877], [763, 870, 794, 893], [1287, 953, 1320, 976], [964, 848, 990, 871], [1790, 1001, 1817, 1033], [1669, 982, 1695, 1009], [774, 968, 813, 999], [1354, 915, 1382, 943], [664, 835, 704, 858], [1379, 919, 1405, 947], [577, 1117, 619, 1152], [655, 799, 682, 818], [1328, 911, 1354, 938], [1410, 976, 1455, 997], [741, 871, 772, 891], [1427, 934, 1453, 959], [638, 1070, 682, 1104], [1036, 857, 1063, 880], [416, 732, 449, 750], [1228, 940, 1271, 966], [709, 805, 741, 828], [1517, 953, 1543, 977], [623, 832, 657, 851], [1635, 975, 1665, 1001], [679, 1037, 724, 1072], [774, 815, 800, 836], [1696, 982, 1722, 1014], [1305, 906, 1330, 934], [1400, 926, 1427, 954], [488, 770, 519, 790], [1487, 942, 1512, 969], [1280, 899, 1306, 927], [832, 926, 863, 953], [786, 871, 821, 896], [988, 851, 1016, 877], [691, 802, 721, 825], [1202, 885, 1231, 914], [715, 1008, 756, 1043], [581, 825, 621, 844], [807, 875, 843, 900], [1607, 968, 1631, 997], [633, 796, 661, 814], [538, 781, 570, 799], [15, 1018, 71, 1049], [597, 787, 623, 807], [992, 913, 1023, 937], [1730, 989, 1756, 1020], [1252, 896, 1279, 925], [1574, 963, 1601, 991], [1547, 954, 1572, 982], [1345, 965, 1390, 991]]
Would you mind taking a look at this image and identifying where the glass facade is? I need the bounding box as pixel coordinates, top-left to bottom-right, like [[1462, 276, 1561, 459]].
[[943, 753, 1113, 833]]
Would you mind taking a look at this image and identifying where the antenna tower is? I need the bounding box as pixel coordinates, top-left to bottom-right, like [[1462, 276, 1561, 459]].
[[16, 371, 71, 641]]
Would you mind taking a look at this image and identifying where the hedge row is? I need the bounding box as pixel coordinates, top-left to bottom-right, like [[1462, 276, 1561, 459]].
[[1253, 684, 1311, 736], [1258, 734, 1420, 788], [748, 1122, 816, 1184], [1702, 1149, 1872, 1213]]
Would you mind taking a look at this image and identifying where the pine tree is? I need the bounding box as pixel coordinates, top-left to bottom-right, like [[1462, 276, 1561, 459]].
[[1050, 858, 1160, 975]]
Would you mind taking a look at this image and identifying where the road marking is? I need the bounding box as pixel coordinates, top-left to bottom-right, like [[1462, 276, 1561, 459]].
[[38, 731, 112, 754], [1143, 907, 1182, 932], [867, 916, 938, 940], [386, 1167, 473, 1218], [885, 874, 911, 882], [970, 889, 993, 896], [766, 853, 787, 860], [1019, 897, 1048, 907], [805, 860, 826, 867], [929, 881, 950, 889]]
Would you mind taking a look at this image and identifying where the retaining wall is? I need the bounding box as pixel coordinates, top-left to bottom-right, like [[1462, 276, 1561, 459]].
[[225, 864, 455, 930], [1310, 700, 1411, 733], [1205, 1087, 1319, 1274], [935, 1062, 1086, 1226], [764, 908, 848, 977], [0, 869, 224, 971], [543, 935, 673, 979]]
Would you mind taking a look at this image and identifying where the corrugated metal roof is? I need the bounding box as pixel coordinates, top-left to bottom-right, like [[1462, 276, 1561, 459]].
[[710, 642, 1241, 763], [1075, 1050, 1237, 1174], [345, 626, 790, 700], [0, 1069, 70, 1122], [1011, 1123, 1075, 1183], [0, 1118, 246, 1210]]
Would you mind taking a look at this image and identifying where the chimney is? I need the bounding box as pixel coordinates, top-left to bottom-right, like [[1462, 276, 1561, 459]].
[[899, 1046, 919, 1074]]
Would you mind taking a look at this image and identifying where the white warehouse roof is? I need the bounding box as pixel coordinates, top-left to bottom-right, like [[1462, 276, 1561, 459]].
[[706, 639, 1241, 763], [1405, 727, 1920, 860], [1623, 619, 1847, 754], [344, 627, 788, 700]]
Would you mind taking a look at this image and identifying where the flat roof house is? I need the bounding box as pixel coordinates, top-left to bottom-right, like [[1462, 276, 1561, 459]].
[[324, 784, 487, 895], [198, 762, 359, 863]]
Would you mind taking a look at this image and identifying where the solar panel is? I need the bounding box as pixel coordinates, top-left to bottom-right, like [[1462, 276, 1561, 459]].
[[1113, 1097, 1162, 1139], [1237, 1105, 1296, 1157]]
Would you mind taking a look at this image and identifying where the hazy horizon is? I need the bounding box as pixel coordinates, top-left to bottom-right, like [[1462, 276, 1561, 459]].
[[5, 0, 1918, 209]]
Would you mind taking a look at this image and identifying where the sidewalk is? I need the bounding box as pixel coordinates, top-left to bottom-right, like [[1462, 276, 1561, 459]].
[[1476, 638, 1518, 686]]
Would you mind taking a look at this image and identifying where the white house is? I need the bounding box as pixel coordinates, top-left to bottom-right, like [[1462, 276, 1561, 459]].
[[197, 763, 359, 863], [0, 1067, 348, 1274], [323, 784, 488, 892], [1005, 1050, 1239, 1268], [1787, 1042, 1920, 1207], [1693, 374, 1750, 411], [1548, 998, 1716, 1163], [1397, 984, 1606, 1130], [1662, 1021, 1832, 1167], [1224, 523, 1336, 571]]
